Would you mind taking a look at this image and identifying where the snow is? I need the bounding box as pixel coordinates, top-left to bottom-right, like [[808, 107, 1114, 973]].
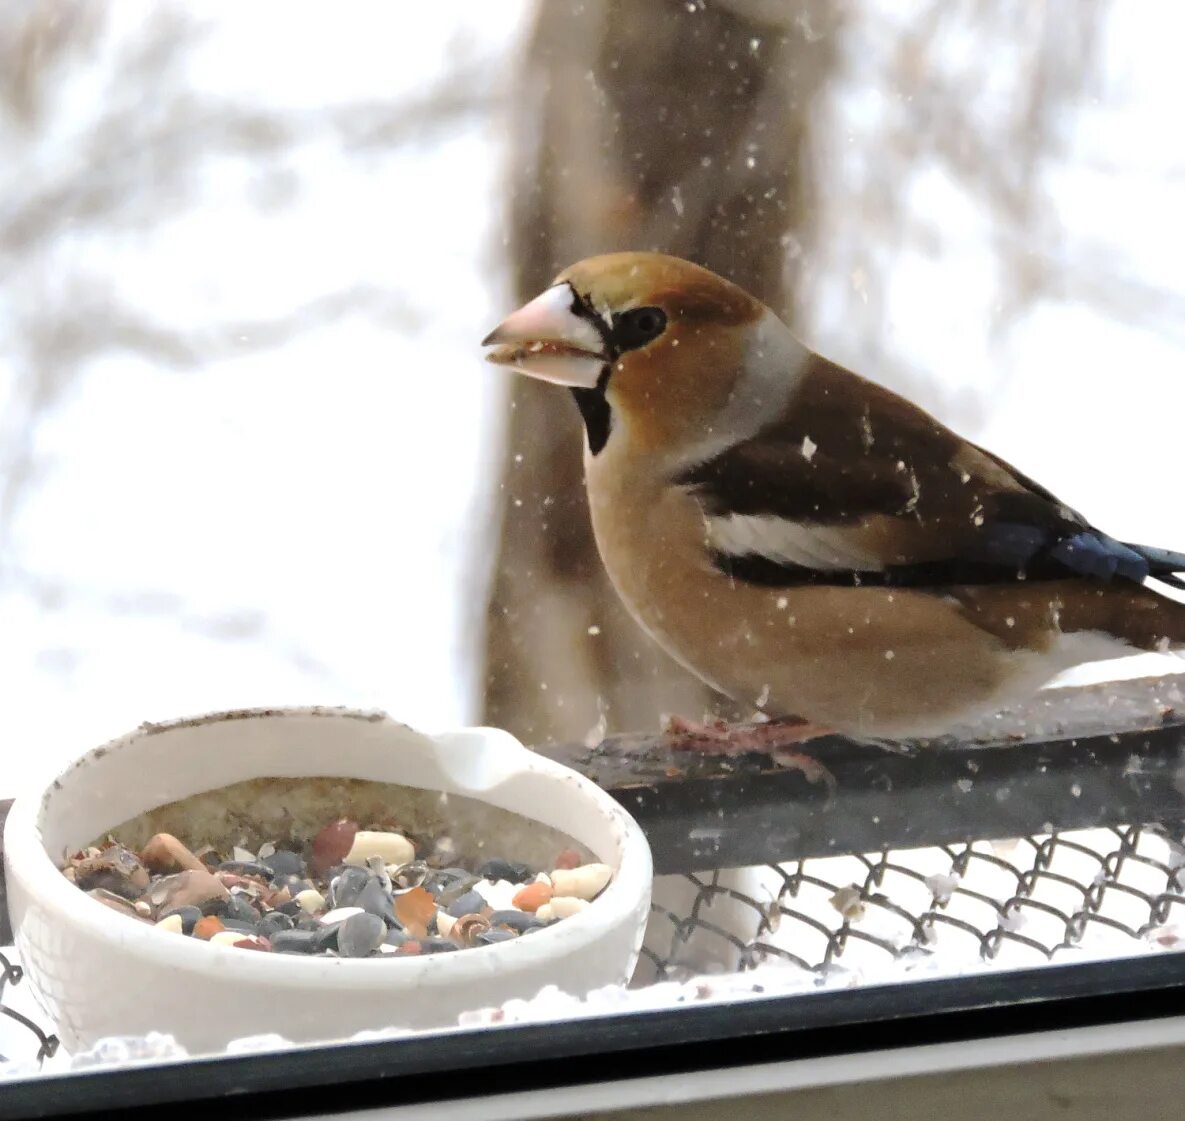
[[0, 5, 531, 795]]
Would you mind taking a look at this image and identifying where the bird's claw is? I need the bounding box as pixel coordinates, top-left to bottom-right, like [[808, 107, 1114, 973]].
[[658, 713, 839, 793], [769, 748, 838, 795], [847, 735, 924, 756], [660, 713, 831, 754]]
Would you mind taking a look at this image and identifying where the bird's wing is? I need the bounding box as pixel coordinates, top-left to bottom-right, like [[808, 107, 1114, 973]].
[[677, 355, 1181, 589]]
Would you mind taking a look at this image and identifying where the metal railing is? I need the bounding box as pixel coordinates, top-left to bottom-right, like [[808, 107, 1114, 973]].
[[640, 824, 1185, 981]]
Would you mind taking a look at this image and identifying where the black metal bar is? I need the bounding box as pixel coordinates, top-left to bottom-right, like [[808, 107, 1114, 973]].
[[540, 675, 1185, 875]]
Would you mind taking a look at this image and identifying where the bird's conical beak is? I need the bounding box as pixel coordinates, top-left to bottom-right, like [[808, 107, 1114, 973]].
[[482, 284, 607, 388]]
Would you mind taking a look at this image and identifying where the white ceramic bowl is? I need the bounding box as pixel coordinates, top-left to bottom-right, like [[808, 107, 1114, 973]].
[[3, 708, 652, 1055]]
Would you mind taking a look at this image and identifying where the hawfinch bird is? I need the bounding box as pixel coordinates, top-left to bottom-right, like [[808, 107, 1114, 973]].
[[484, 252, 1185, 747]]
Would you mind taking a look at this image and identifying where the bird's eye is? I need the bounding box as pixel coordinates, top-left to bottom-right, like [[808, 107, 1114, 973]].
[[612, 306, 668, 352]]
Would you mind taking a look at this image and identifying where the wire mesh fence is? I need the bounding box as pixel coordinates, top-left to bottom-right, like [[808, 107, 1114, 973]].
[[638, 823, 1185, 983], [0, 952, 58, 1069]]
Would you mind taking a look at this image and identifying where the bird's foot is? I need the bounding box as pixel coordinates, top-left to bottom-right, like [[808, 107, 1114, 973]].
[[659, 714, 837, 792], [845, 735, 924, 757], [660, 713, 832, 751]]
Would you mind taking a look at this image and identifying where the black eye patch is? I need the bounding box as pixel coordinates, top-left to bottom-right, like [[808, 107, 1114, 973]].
[[565, 286, 668, 358], [610, 306, 667, 353], [566, 286, 612, 349]]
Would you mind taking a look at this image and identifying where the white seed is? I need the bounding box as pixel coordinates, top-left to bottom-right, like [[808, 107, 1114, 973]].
[[232, 846, 256, 863], [435, 910, 457, 937], [209, 930, 249, 947], [344, 831, 415, 868], [320, 906, 364, 925], [537, 896, 590, 922], [829, 885, 865, 921], [257, 841, 276, 860], [473, 878, 517, 911], [294, 888, 326, 914], [134, 901, 153, 917], [548, 863, 612, 901], [155, 914, 184, 934]]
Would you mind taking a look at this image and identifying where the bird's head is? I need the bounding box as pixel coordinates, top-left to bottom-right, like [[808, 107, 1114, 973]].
[[483, 252, 783, 458]]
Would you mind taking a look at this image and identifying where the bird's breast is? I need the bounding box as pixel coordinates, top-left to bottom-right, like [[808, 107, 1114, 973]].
[[581, 448, 1056, 735]]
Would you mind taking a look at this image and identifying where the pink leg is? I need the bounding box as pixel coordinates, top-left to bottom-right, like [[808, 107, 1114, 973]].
[[660, 714, 837, 791]]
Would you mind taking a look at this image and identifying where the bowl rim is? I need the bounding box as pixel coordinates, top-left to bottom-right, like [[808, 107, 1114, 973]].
[[3, 706, 653, 991]]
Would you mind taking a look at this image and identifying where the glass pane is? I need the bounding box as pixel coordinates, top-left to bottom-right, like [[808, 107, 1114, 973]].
[[2, 0, 1184, 1104]]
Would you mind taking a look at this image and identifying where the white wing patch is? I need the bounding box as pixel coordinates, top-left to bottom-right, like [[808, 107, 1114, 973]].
[[705, 513, 885, 572]]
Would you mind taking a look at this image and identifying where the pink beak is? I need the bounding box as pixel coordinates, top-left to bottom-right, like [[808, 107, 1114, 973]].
[[482, 284, 607, 388]]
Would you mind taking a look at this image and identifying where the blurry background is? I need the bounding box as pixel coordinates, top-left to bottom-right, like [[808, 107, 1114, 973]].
[[3, 0, 1184, 785]]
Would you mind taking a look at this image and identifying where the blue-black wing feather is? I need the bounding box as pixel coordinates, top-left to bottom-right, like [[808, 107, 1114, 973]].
[[682, 358, 1185, 591]]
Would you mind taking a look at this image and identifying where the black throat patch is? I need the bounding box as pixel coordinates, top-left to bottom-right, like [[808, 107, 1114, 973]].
[[570, 366, 612, 455]]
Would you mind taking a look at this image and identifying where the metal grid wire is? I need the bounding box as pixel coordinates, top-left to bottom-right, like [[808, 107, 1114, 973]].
[[0, 951, 58, 1068], [640, 823, 1185, 981]]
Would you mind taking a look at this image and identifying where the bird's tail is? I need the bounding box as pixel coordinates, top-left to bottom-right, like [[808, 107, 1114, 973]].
[[1125, 542, 1185, 590]]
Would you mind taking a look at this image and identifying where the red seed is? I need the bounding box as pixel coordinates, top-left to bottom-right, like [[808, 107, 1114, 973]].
[[218, 873, 269, 891], [395, 886, 436, 938], [397, 940, 422, 955], [512, 882, 552, 913], [234, 936, 272, 952], [554, 848, 582, 870], [194, 916, 225, 940], [311, 818, 358, 874]]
